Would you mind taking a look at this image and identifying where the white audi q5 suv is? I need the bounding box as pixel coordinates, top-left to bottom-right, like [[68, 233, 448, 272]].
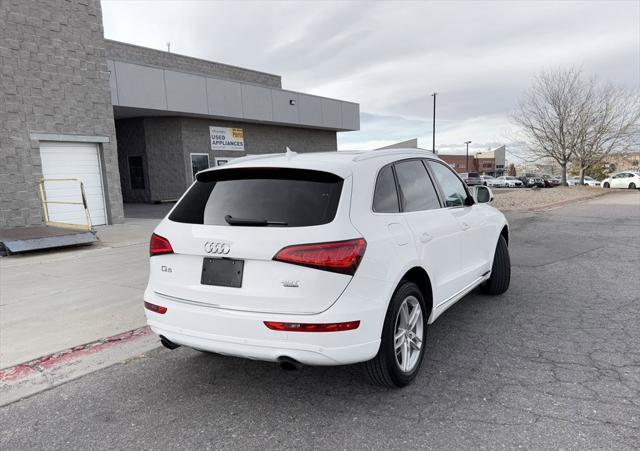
[[144, 148, 511, 387]]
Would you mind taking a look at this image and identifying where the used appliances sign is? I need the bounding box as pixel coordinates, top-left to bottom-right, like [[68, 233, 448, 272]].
[[210, 126, 244, 151]]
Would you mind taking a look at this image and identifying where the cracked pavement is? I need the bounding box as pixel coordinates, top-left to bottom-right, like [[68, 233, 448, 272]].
[[1, 191, 639, 449]]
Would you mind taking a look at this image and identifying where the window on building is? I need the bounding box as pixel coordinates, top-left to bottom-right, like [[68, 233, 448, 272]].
[[128, 156, 145, 190], [191, 153, 210, 181]]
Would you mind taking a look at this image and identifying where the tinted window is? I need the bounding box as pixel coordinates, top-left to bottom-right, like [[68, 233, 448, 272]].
[[373, 165, 400, 213], [427, 161, 469, 207], [394, 160, 440, 212], [169, 168, 343, 227], [128, 156, 145, 190], [468, 172, 480, 178]]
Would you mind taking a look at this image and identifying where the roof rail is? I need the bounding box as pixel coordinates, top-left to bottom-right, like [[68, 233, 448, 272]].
[[353, 147, 435, 162]]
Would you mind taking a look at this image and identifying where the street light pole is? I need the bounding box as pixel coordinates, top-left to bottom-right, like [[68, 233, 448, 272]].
[[431, 93, 437, 154], [465, 141, 472, 171]]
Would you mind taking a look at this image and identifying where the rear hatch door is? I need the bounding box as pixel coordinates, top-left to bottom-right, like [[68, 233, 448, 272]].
[[150, 167, 358, 315]]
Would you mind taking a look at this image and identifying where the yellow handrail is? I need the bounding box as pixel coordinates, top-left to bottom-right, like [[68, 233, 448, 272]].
[[38, 178, 93, 231]]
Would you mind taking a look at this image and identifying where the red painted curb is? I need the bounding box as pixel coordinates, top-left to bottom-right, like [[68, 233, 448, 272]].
[[0, 326, 153, 383]]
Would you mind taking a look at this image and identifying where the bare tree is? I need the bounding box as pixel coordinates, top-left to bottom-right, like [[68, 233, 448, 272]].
[[512, 68, 638, 185], [573, 83, 640, 183], [512, 68, 587, 185]]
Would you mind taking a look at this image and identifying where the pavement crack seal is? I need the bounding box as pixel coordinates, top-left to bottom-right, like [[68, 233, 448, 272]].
[[0, 326, 158, 406]]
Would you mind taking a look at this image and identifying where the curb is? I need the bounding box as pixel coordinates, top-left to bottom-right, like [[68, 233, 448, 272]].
[[0, 327, 161, 406]]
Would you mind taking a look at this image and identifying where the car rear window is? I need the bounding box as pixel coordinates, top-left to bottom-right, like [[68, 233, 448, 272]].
[[468, 172, 480, 178], [169, 168, 343, 227]]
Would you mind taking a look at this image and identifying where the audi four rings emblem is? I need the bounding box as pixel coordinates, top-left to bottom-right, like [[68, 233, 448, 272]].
[[204, 241, 231, 255]]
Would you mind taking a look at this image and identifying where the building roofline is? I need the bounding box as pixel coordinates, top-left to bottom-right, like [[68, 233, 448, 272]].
[[104, 39, 282, 80]]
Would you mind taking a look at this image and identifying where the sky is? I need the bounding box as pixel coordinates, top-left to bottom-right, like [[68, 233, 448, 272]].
[[101, 0, 639, 158]]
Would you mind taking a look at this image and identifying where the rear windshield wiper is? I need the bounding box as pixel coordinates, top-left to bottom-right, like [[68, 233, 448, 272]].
[[224, 215, 288, 227]]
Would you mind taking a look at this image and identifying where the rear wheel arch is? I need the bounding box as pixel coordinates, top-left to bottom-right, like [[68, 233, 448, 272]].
[[399, 267, 433, 319]]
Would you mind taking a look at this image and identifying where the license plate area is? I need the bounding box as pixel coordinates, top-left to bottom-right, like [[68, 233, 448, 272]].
[[201, 258, 244, 288]]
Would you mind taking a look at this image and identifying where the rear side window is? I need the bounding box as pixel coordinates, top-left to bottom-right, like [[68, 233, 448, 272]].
[[394, 160, 440, 212], [373, 165, 400, 213], [169, 168, 343, 227]]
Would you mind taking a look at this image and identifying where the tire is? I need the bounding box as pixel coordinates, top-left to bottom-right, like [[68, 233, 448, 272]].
[[481, 235, 510, 295], [629, 183, 636, 190], [604, 182, 610, 188], [364, 281, 428, 388]]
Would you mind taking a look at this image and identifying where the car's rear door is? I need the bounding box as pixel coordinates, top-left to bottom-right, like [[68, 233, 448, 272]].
[[390, 159, 465, 305], [613, 173, 631, 188]]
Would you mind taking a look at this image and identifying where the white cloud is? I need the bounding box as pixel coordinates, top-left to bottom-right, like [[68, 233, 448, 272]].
[[101, 0, 640, 152]]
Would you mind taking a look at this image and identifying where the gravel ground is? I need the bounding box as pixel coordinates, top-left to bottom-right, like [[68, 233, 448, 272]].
[[492, 186, 609, 211]]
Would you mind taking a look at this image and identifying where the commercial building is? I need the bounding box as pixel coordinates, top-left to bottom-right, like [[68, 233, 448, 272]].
[[438, 146, 506, 176], [378, 140, 507, 176], [1, 0, 359, 228]]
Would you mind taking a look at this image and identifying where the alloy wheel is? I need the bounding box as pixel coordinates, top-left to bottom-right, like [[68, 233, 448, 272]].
[[394, 295, 424, 373]]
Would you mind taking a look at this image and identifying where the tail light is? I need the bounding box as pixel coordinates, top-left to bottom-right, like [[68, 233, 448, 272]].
[[264, 320, 360, 332], [144, 301, 167, 314], [273, 238, 366, 275], [150, 233, 173, 256]]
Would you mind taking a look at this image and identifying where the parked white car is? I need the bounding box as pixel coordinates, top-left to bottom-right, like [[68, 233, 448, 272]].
[[481, 175, 505, 188], [495, 176, 523, 188], [582, 176, 601, 187], [567, 176, 600, 187], [567, 176, 581, 186], [144, 149, 511, 387], [601, 172, 640, 189]]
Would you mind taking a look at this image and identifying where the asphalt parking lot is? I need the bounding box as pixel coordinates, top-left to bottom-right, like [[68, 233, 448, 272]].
[[1, 191, 639, 450]]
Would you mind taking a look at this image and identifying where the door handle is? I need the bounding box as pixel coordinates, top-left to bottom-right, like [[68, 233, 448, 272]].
[[420, 232, 433, 243], [461, 222, 470, 231]]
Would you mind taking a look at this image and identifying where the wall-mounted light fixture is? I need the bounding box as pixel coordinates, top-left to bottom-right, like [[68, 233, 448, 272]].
[[289, 99, 296, 106]]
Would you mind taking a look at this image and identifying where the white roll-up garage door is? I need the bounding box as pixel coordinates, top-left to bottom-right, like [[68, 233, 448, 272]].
[[39, 142, 108, 226]]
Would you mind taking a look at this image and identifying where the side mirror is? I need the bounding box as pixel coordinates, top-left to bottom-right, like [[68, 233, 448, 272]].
[[472, 185, 494, 204]]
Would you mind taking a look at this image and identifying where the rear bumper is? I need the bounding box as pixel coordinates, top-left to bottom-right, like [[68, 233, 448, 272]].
[[143, 278, 391, 366]]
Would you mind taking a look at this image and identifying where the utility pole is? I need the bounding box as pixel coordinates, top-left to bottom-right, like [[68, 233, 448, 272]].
[[465, 141, 472, 171], [167, 42, 171, 53], [431, 93, 438, 154]]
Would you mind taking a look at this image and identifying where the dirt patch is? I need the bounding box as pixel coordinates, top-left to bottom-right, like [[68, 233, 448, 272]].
[[492, 186, 609, 212]]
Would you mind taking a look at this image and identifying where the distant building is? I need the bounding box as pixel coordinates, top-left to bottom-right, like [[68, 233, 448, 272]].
[[375, 140, 508, 176], [604, 151, 640, 172], [438, 145, 506, 176]]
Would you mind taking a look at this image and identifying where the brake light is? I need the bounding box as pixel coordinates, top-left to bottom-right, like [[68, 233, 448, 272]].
[[273, 238, 366, 275], [150, 233, 173, 256], [264, 321, 360, 332], [144, 301, 167, 314]]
